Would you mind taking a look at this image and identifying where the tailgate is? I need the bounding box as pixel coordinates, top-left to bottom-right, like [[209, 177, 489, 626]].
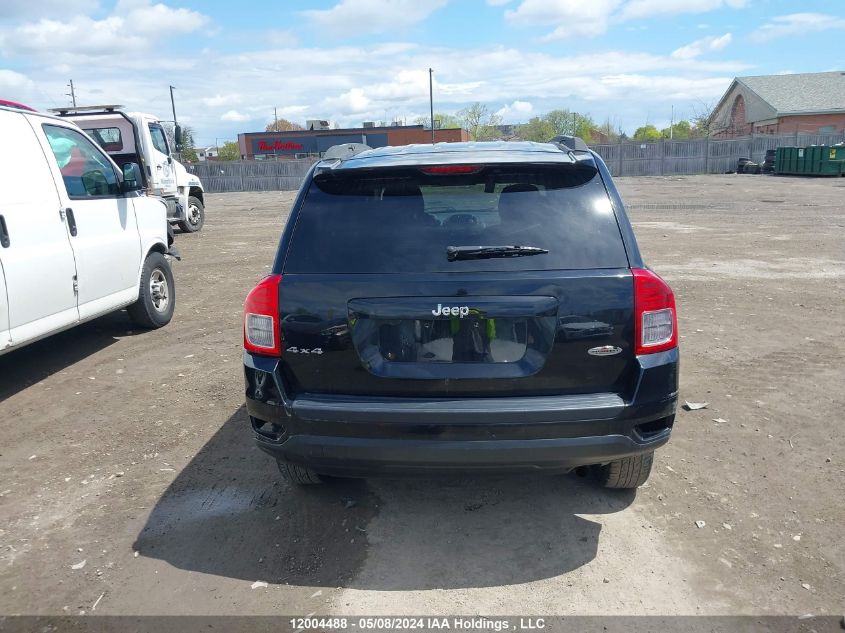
[[278, 272, 636, 398]]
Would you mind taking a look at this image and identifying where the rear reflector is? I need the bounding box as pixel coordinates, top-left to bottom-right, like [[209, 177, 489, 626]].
[[633, 268, 677, 355], [419, 164, 483, 175], [244, 274, 282, 356]]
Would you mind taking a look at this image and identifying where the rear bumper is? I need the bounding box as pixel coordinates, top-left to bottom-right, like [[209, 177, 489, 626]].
[[244, 348, 678, 476]]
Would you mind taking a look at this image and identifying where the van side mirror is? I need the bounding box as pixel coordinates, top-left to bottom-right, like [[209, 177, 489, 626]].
[[122, 162, 143, 192], [174, 124, 183, 151]]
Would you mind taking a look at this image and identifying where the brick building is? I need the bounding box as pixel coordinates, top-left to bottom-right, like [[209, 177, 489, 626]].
[[237, 124, 468, 160], [710, 71, 845, 138]]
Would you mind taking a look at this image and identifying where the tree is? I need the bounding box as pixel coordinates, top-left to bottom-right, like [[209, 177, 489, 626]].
[[516, 109, 596, 143], [265, 118, 304, 132], [415, 112, 462, 129], [457, 103, 502, 141], [163, 123, 198, 162], [518, 116, 555, 142], [661, 120, 692, 140], [543, 109, 596, 143], [633, 125, 662, 141], [181, 147, 199, 163], [217, 141, 240, 161], [690, 100, 717, 138], [595, 117, 621, 143]]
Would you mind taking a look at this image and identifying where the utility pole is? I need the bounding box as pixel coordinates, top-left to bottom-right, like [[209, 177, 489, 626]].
[[429, 68, 435, 144], [66, 80, 77, 107], [169, 85, 178, 126], [274, 106, 278, 130], [670, 105, 674, 140]]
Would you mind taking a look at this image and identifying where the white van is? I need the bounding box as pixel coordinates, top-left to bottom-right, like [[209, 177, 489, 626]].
[[0, 104, 177, 355]]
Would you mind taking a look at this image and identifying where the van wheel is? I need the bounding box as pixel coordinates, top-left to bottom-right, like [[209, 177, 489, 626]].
[[178, 196, 204, 233], [596, 451, 654, 489], [277, 459, 323, 485], [128, 252, 175, 329]]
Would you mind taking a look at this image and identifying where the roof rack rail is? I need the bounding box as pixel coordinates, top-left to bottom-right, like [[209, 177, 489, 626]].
[[549, 135, 589, 151], [322, 143, 372, 160], [49, 104, 124, 115]]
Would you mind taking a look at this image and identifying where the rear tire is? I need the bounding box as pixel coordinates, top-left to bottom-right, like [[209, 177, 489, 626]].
[[178, 195, 204, 233], [128, 252, 175, 329], [597, 451, 654, 489], [277, 459, 323, 485]]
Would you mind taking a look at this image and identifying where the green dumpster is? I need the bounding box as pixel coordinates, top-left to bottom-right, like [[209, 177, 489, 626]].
[[775, 145, 845, 176]]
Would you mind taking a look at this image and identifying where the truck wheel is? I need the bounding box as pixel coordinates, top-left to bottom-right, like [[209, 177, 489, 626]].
[[178, 196, 204, 233], [128, 252, 175, 329], [277, 459, 323, 485], [596, 451, 654, 489]]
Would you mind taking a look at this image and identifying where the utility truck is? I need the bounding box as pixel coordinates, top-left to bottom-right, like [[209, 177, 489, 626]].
[[52, 105, 206, 233]]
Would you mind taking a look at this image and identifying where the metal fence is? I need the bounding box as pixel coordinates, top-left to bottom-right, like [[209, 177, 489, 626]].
[[591, 133, 845, 177], [186, 159, 317, 193], [188, 133, 845, 192]]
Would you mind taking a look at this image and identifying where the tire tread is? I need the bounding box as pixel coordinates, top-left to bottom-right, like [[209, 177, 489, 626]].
[[128, 252, 174, 329], [277, 459, 323, 485], [599, 451, 653, 489]]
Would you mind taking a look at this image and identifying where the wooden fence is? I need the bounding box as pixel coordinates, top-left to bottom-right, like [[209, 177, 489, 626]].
[[186, 158, 317, 193], [188, 132, 845, 192]]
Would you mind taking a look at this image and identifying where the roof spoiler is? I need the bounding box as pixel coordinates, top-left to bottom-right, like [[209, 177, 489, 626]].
[[550, 135, 589, 151], [322, 143, 372, 160]]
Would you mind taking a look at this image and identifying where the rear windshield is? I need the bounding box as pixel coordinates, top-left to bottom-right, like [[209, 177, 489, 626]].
[[82, 127, 123, 152], [283, 163, 629, 273]]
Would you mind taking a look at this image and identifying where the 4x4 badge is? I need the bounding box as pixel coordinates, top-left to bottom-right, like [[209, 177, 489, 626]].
[[588, 345, 622, 356]]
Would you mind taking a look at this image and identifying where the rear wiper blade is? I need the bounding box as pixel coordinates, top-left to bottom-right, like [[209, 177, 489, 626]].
[[446, 245, 549, 262]]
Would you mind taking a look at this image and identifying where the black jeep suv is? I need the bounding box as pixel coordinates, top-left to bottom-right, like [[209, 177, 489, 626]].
[[243, 140, 678, 488]]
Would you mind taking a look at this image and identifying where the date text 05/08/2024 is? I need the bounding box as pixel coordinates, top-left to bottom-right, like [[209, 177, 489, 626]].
[[288, 617, 546, 631]]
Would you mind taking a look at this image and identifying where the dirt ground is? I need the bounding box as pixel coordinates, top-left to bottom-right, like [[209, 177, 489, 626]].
[[1, 175, 843, 618]]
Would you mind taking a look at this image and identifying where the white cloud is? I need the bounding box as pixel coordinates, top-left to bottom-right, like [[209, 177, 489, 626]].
[[619, 0, 748, 20], [0, 0, 97, 19], [2, 16, 753, 141], [0, 69, 34, 90], [115, 0, 208, 35], [0, 69, 37, 105], [486, 0, 513, 5], [671, 33, 732, 59], [505, 0, 622, 39], [221, 110, 251, 122], [0, 1, 209, 58], [323, 88, 371, 112], [203, 94, 243, 107], [302, 0, 448, 35], [751, 13, 845, 42], [496, 100, 533, 120]]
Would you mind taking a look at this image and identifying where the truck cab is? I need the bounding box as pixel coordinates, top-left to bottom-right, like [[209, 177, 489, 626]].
[[53, 106, 206, 233]]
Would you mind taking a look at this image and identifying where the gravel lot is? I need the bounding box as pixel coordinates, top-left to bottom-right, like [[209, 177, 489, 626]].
[[1, 175, 843, 617]]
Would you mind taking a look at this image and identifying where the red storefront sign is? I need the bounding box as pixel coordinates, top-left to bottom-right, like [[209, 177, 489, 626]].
[[257, 140, 304, 152]]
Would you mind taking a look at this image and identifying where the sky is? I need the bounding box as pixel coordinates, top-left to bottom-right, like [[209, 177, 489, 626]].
[[1, 0, 844, 147]]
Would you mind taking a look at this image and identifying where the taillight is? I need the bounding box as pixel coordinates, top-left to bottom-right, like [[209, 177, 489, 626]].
[[244, 274, 282, 356], [419, 164, 483, 175], [633, 268, 678, 355]]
